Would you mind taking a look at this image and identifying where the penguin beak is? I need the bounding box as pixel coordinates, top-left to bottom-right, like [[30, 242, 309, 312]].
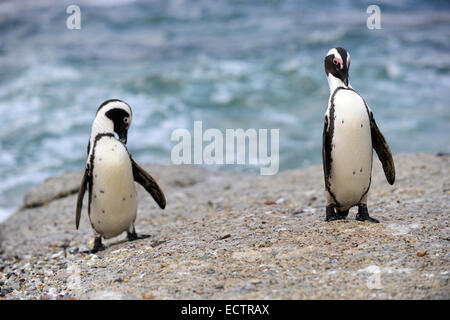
[[117, 126, 128, 144], [337, 68, 349, 86]]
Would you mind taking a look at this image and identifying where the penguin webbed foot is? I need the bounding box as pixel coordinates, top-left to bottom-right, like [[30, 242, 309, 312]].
[[356, 204, 379, 223], [325, 204, 340, 222], [90, 236, 106, 253], [127, 230, 150, 241]]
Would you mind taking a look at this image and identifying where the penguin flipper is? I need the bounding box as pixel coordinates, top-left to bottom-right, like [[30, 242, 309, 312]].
[[131, 157, 166, 209], [370, 113, 395, 185], [76, 167, 89, 229], [322, 115, 332, 185]]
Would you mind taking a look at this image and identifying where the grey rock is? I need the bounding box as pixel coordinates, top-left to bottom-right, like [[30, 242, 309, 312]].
[[23, 170, 83, 208], [0, 153, 448, 299]]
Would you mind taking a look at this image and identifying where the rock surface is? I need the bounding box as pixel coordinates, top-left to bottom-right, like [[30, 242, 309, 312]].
[[0, 153, 448, 299]]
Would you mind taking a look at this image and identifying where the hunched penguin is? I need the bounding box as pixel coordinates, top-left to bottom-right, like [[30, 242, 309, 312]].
[[76, 99, 166, 252], [322, 47, 395, 223]]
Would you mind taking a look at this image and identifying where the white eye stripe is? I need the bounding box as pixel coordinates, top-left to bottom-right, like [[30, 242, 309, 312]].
[[98, 101, 132, 119], [327, 48, 342, 61]]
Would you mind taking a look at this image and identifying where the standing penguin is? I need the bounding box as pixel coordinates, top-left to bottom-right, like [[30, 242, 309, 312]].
[[76, 99, 166, 252], [322, 47, 395, 223]]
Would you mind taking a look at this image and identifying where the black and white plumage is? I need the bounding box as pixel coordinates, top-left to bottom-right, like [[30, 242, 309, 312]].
[[76, 99, 166, 251], [322, 48, 395, 223]]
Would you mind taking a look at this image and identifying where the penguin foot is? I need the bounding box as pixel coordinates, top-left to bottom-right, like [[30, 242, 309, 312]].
[[355, 204, 379, 223], [91, 236, 106, 253], [127, 230, 150, 241], [325, 204, 340, 222]]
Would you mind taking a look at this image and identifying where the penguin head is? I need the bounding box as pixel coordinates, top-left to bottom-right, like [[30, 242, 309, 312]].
[[93, 99, 132, 144], [324, 47, 350, 87]]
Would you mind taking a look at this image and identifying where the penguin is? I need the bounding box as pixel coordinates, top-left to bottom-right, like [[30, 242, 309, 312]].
[[76, 99, 166, 252], [322, 47, 395, 223]]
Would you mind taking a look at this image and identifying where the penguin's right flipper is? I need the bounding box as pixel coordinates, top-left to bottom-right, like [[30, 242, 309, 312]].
[[130, 157, 166, 209], [322, 115, 332, 185], [370, 112, 395, 185], [75, 167, 89, 229]]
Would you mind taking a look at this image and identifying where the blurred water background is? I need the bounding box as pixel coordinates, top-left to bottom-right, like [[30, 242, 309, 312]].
[[0, 0, 449, 221]]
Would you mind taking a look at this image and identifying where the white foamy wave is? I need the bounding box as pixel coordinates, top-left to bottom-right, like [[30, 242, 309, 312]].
[[382, 12, 450, 27], [217, 60, 252, 78], [385, 61, 402, 79], [76, 0, 137, 7], [211, 84, 234, 105], [278, 57, 301, 73], [0, 207, 15, 223], [191, 56, 253, 80], [307, 28, 347, 44]]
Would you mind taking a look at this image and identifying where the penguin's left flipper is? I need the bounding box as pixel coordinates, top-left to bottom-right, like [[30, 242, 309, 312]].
[[75, 167, 89, 229], [370, 112, 395, 185], [130, 157, 166, 209]]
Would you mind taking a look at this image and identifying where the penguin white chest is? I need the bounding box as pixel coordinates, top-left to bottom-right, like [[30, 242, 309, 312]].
[[90, 136, 137, 239], [329, 90, 372, 210]]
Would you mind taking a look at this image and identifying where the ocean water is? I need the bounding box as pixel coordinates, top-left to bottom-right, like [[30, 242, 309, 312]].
[[0, 0, 449, 221]]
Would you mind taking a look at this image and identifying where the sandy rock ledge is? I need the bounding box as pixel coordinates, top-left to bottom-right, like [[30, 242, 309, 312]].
[[0, 153, 448, 299]]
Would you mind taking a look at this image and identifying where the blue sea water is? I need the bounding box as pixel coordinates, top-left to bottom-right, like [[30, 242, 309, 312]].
[[0, 0, 449, 221]]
